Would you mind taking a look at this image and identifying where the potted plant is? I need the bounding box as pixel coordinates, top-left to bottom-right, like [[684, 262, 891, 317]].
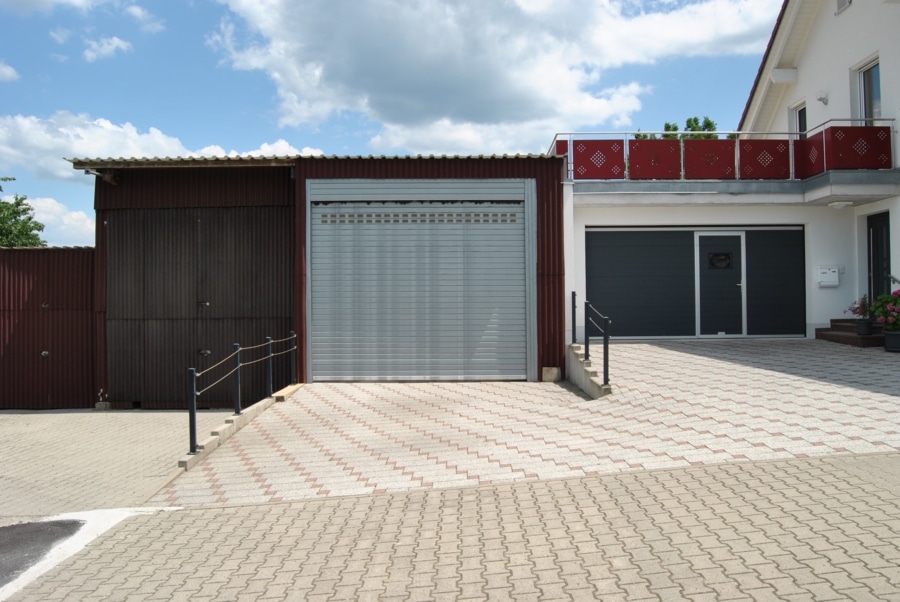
[[872, 289, 900, 351], [845, 294, 873, 335]]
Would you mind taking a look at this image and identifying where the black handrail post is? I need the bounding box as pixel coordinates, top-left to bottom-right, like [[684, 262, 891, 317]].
[[188, 368, 198, 454], [289, 331, 297, 385], [233, 343, 242, 416], [571, 291, 577, 344], [584, 301, 591, 362], [266, 336, 273, 398], [603, 316, 610, 386]]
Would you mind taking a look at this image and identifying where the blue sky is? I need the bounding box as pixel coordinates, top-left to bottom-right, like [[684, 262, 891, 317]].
[[0, 0, 783, 246]]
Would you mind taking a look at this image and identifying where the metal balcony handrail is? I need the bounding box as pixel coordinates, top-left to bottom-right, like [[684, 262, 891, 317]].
[[550, 118, 896, 182], [548, 117, 897, 153]]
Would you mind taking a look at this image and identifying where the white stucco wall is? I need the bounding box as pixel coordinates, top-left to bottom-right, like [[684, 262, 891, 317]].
[[766, 1, 899, 164], [566, 189, 865, 340]]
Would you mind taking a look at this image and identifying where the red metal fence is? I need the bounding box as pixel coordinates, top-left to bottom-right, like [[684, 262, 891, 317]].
[[557, 125, 893, 181]]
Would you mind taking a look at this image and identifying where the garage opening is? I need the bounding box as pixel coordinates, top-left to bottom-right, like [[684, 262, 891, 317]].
[[308, 180, 537, 381]]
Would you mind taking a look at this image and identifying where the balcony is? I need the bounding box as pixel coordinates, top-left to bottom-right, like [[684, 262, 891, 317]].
[[552, 120, 896, 181]]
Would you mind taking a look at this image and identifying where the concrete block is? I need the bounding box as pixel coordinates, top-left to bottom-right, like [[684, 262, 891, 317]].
[[94, 401, 111, 411], [542, 367, 561, 382], [211, 422, 236, 442], [197, 435, 219, 453]]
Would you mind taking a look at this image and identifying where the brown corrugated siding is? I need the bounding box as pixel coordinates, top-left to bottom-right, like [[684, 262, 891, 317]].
[[294, 156, 566, 382], [94, 166, 293, 210], [102, 204, 294, 408], [0, 248, 96, 409]]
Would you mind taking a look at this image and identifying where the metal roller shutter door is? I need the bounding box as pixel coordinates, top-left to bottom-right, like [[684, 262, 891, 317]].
[[311, 201, 526, 380]]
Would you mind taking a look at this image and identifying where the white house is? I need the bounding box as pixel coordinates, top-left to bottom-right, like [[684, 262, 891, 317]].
[[562, 0, 900, 342]]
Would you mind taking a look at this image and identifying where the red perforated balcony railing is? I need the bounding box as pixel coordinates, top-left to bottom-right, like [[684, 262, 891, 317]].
[[551, 121, 895, 182]]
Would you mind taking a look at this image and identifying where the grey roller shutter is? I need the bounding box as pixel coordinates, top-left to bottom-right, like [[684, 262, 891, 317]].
[[310, 201, 526, 380]]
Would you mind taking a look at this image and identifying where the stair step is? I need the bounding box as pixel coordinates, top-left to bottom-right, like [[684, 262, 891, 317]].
[[816, 329, 885, 348]]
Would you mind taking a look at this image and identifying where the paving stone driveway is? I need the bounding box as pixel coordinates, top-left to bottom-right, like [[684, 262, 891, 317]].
[[8, 339, 900, 602], [151, 340, 900, 508], [0, 409, 232, 525]]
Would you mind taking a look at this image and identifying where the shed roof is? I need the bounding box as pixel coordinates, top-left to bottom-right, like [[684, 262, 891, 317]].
[[70, 154, 551, 170]]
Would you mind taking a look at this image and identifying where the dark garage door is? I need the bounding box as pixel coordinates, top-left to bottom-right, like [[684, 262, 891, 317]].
[[586, 228, 805, 337], [586, 230, 696, 337]]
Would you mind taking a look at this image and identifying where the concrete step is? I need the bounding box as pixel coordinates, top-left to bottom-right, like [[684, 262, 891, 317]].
[[827, 318, 883, 335], [815, 329, 884, 348]]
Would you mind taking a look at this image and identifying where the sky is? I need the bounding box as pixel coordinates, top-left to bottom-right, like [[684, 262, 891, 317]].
[[0, 0, 783, 247]]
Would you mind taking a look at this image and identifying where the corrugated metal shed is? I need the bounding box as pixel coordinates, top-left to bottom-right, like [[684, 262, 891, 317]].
[[0, 247, 96, 409], [92, 164, 296, 408], [293, 155, 566, 383], [90, 166, 294, 210]]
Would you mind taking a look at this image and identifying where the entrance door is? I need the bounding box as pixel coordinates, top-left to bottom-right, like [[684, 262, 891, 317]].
[[697, 233, 746, 336], [868, 212, 891, 299]]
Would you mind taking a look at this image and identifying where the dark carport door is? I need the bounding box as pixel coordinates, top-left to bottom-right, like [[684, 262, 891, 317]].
[[698, 233, 745, 335]]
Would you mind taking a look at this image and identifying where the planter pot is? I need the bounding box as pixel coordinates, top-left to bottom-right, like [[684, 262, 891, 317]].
[[856, 319, 874, 336], [885, 330, 900, 352]]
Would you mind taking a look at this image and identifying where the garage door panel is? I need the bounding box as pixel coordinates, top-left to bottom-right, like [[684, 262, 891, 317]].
[[311, 201, 526, 380], [586, 231, 696, 337]]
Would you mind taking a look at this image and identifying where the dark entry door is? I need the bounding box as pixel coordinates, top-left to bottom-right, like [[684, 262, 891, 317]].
[[698, 234, 745, 335], [868, 212, 891, 300]]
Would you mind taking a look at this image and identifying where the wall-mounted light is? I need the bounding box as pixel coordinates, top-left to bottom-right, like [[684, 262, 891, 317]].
[[828, 201, 853, 209], [815, 90, 828, 105]]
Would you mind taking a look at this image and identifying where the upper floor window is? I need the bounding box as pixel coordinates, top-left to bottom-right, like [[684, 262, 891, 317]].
[[791, 103, 807, 140], [861, 61, 881, 122]]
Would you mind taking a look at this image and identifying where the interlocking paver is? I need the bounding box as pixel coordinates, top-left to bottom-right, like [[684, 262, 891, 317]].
[[0, 408, 232, 522], [6, 341, 900, 601]]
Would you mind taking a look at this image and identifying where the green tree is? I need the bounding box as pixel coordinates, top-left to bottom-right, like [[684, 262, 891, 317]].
[[0, 177, 46, 247], [634, 116, 719, 140]]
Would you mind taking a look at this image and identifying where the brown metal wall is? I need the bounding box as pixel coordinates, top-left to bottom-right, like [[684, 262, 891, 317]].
[[104, 205, 294, 409], [294, 156, 566, 382], [0, 248, 96, 409], [94, 166, 293, 210]]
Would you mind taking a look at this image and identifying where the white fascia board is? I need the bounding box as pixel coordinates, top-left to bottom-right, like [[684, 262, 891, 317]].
[[770, 68, 798, 84]]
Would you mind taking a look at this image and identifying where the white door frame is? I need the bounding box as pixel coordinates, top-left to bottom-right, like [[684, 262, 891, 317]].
[[694, 231, 747, 337]]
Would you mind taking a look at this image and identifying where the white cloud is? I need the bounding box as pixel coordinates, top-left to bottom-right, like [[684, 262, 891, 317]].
[[0, 111, 317, 179], [212, 0, 780, 154], [50, 27, 71, 44], [83, 36, 132, 62], [0, 112, 318, 245], [0, 60, 18, 82], [0, 112, 193, 180], [126, 5, 165, 33], [22, 196, 95, 247], [0, 0, 103, 11]]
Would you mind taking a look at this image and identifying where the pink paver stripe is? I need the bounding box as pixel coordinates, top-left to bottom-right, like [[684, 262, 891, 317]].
[[151, 340, 900, 507]]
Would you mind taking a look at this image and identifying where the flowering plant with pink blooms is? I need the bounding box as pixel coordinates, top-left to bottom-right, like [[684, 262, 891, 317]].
[[844, 294, 871, 319], [872, 289, 900, 331]]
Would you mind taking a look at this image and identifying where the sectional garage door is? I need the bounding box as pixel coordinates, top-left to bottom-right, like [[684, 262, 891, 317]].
[[309, 181, 536, 381], [586, 228, 806, 337]]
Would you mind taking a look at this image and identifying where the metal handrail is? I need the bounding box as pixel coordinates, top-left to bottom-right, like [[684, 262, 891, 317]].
[[547, 118, 897, 153], [572, 292, 611, 387], [549, 118, 897, 182], [186, 331, 297, 454]]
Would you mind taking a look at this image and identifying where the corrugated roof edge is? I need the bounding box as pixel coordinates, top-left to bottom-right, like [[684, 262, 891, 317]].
[[0, 246, 94, 250], [69, 154, 552, 169]]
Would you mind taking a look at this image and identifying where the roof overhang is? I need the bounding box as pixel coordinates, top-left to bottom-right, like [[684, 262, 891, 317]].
[[739, 0, 821, 132]]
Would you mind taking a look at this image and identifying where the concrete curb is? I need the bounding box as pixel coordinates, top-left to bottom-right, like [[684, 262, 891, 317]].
[[176, 383, 303, 472]]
